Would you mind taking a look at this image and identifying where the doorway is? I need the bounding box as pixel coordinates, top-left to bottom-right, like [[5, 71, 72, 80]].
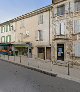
[[38, 47, 45, 60], [57, 44, 64, 61], [46, 47, 51, 60]]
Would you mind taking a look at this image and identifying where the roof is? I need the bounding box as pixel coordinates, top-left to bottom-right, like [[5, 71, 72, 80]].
[[0, 4, 53, 25]]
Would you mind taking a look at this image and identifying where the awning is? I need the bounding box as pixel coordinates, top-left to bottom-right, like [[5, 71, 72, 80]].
[[14, 46, 28, 48], [0, 43, 12, 46], [13, 44, 29, 48]]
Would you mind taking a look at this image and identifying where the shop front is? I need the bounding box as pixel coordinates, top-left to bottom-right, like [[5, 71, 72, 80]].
[[13, 43, 32, 57], [0, 43, 13, 55], [37, 46, 51, 60]]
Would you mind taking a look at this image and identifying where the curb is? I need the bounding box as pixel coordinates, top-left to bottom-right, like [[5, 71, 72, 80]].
[[0, 59, 57, 77]]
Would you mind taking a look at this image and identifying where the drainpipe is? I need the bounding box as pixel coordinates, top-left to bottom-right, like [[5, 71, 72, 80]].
[[49, 9, 51, 46]]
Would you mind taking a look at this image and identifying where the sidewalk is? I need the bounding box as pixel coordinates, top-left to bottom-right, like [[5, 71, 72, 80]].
[[0, 55, 80, 83]]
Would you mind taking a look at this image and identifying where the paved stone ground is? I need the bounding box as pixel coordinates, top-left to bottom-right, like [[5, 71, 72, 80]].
[[0, 60, 80, 92], [0, 55, 80, 83]]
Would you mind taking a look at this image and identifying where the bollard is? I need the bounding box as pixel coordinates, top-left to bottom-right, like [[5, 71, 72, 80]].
[[68, 62, 70, 75], [4, 55, 5, 59], [20, 56, 21, 63], [14, 55, 15, 61], [28, 62, 29, 65], [8, 55, 9, 60]]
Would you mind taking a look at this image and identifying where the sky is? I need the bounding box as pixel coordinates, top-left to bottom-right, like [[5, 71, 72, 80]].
[[0, 0, 52, 23]]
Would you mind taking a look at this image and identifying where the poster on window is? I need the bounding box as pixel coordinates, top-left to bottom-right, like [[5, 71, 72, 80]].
[[58, 48, 63, 56]]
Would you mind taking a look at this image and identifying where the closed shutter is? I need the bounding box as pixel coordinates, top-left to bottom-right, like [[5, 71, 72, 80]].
[[54, 8, 57, 17], [70, 1, 74, 12], [75, 42, 80, 56], [38, 14, 43, 24], [35, 31, 39, 41], [74, 20, 80, 33], [65, 2, 69, 13]]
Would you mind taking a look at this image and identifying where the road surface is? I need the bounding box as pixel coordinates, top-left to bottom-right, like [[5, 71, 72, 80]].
[[0, 60, 80, 92]]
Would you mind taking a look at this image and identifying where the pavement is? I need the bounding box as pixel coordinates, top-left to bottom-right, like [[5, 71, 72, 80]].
[[0, 60, 80, 92], [0, 55, 80, 83]]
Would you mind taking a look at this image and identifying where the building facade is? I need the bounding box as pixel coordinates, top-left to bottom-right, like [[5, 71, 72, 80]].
[[52, 0, 80, 64], [0, 0, 80, 64], [0, 5, 53, 60]]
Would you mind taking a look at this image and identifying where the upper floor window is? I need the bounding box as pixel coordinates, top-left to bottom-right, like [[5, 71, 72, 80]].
[[38, 14, 43, 24], [74, 0, 80, 12], [6, 35, 11, 43], [1, 26, 5, 33], [56, 22, 65, 35], [6, 24, 11, 32], [57, 4, 65, 16], [35, 30, 43, 41], [1, 36, 5, 43]]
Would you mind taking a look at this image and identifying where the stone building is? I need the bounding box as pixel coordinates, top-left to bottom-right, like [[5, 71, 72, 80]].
[[52, 0, 80, 64], [0, 5, 53, 60]]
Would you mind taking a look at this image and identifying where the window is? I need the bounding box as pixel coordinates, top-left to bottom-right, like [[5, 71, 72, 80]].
[[6, 25, 8, 32], [38, 14, 43, 24], [74, 20, 80, 33], [6, 35, 11, 43], [57, 4, 65, 16], [56, 22, 65, 35], [6, 24, 11, 32], [35, 30, 43, 41], [74, 0, 80, 11], [11, 25, 13, 30], [1, 27, 3, 33], [3, 26, 5, 32], [1, 36, 5, 43]]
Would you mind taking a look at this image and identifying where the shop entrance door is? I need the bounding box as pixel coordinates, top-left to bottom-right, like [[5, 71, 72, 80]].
[[57, 44, 64, 61]]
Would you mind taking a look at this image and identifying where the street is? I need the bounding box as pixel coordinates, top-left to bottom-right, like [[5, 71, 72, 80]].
[[0, 60, 80, 92]]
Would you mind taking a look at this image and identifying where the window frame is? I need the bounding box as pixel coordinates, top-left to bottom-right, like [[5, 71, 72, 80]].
[[57, 4, 65, 16]]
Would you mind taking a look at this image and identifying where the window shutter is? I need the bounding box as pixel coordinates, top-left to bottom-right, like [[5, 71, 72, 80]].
[[61, 22, 65, 35], [38, 14, 43, 24], [6, 25, 8, 32], [75, 42, 80, 56], [9, 35, 11, 42], [39, 30, 43, 41], [1, 36, 5, 43], [65, 2, 69, 13], [74, 20, 80, 33], [8, 25, 9, 31], [56, 22, 60, 35], [35, 31, 39, 41], [69, 2, 74, 12]]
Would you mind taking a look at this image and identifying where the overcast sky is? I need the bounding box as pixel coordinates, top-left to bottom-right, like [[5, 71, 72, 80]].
[[0, 0, 51, 23]]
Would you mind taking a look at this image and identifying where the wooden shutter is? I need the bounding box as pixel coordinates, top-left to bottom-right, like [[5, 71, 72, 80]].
[[61, 22, 65, 35], [35, 31, 39, 41]]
